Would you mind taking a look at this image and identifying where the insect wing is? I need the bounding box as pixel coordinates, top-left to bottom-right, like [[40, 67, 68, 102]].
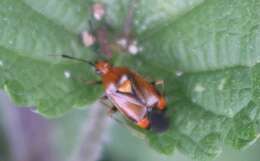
[[115, 73, 159, 108], [116, 74, 147, 104], [107, 92, 147, 122], [130, 73, 160, 107]]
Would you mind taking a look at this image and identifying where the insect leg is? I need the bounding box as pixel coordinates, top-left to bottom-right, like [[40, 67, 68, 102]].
[[99, 95, 118, 115], [151, 79, 165, 93], [64, 73, 102, 86], [99, 95, 111, 106], [151, 80, 167, 110], [75, 76, 102, 85], [107, 106, 118, 116], [151, 80, 165, 94], [85, 80, 102, 85], [99, 97, 135, 129], [151, 80, 164, 89]]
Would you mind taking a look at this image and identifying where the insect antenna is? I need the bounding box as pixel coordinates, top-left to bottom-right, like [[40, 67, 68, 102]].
[[60, 54, 95, 66]]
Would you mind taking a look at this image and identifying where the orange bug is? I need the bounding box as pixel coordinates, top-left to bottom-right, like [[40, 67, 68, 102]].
[[62, 55, 169, 132]]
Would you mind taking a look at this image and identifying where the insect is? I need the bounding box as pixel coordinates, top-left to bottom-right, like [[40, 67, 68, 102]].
[[61, 55, 169, 132]]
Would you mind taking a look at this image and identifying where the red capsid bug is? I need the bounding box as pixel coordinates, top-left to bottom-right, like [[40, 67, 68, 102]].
[[61, 55, 169, 132]]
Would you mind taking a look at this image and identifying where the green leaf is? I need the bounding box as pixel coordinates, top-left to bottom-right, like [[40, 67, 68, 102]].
[[0, 0, 101, 117], [138, 0, 260, 72], [22, 0, 93, 33], [181, 67, 252, 117], [101, 0, 205, 33], [253, 63, 260, 106], [225, 102, 259, 149], [1, 0, 260, 160]]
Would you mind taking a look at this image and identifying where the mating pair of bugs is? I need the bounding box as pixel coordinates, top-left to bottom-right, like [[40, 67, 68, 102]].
[[62, 55, 169, 132]]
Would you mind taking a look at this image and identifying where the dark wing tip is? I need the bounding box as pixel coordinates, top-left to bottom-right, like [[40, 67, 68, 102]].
[[149, 109, 170, 133]]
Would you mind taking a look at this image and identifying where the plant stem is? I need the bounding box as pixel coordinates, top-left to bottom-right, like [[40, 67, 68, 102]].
[[69, 101, 111, 161], [123, 0, 139, 37]]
